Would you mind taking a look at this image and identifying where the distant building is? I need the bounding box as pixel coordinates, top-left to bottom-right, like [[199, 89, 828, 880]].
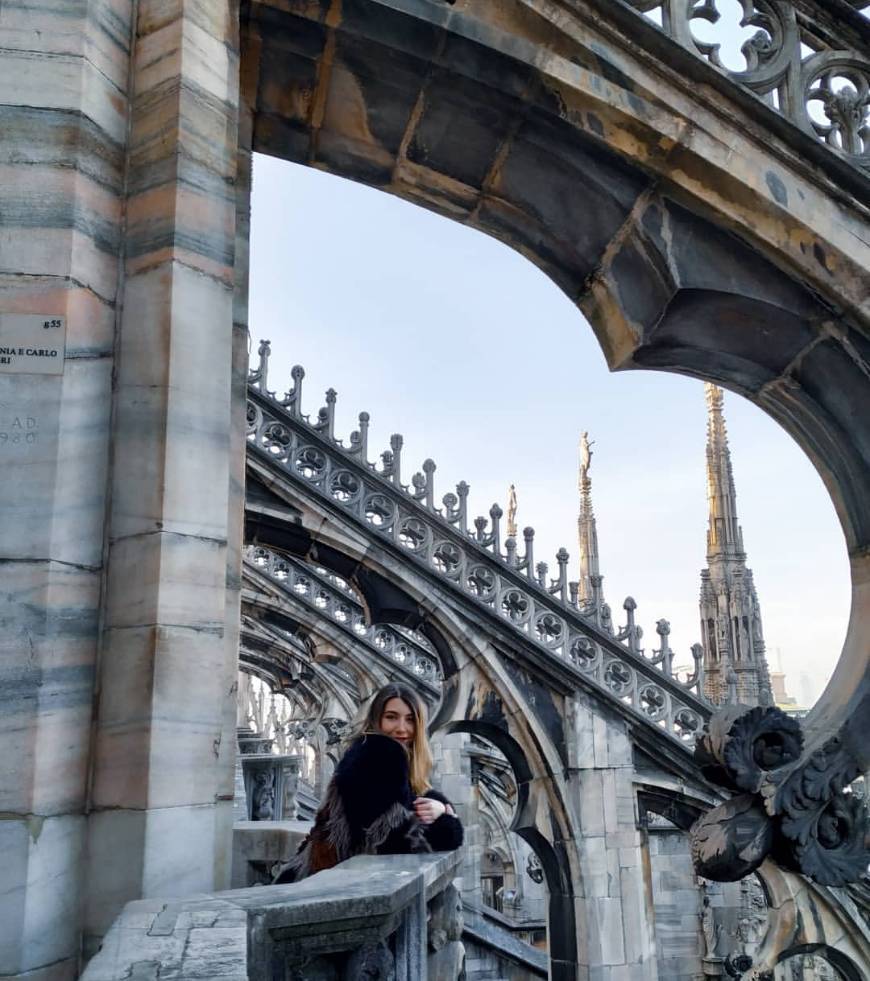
[[767, 653, 812, 719]]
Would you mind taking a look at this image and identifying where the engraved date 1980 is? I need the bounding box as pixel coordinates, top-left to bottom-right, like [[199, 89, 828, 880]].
[[0, 415, 38, 447]]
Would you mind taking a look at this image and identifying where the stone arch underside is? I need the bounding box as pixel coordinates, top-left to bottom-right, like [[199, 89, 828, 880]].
[[239, 0, 870, 767], [241, 560, 441, 704], [239, 607, 361, 719], [747, 860, 870, 979]]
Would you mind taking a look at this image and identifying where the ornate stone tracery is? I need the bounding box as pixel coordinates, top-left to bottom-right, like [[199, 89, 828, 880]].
[[625, 0, 870, 171]]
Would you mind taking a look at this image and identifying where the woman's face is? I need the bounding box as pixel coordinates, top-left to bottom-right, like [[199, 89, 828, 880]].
[[379, 697, 415, 747]]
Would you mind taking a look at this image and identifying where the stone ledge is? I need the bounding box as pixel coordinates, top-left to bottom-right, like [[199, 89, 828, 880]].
[[82, 850, 462, 981], [231, 819, 312, 887]]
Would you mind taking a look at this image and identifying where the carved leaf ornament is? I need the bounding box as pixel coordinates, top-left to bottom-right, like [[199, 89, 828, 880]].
[[691, 705, 869, 886]]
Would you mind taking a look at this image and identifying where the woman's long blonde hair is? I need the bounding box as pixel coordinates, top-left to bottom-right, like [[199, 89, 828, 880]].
[[350, 683, 433, 796]]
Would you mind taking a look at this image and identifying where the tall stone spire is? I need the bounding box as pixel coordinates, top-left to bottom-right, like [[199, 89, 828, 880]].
[[699, 384, 772, 706], [577, 431, 603, 611]]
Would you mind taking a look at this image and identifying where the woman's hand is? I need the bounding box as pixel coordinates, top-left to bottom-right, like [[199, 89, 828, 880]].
[[413, 796, 446, 824]]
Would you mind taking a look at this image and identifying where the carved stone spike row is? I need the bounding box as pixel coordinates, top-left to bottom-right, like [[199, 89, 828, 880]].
[[247, 346, 712, 746], [690, 704, 870, 888], [626, 0, 870, 172]]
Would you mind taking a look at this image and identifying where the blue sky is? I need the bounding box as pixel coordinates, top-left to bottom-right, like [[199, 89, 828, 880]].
[[249, 154, 850, 707]]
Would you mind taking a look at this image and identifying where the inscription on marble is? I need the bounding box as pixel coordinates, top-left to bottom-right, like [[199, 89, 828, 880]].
[[0, 414, 39, 448], [0, 314, 66, 374]]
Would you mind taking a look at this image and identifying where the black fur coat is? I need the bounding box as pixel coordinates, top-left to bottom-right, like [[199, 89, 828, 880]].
[[274, 733, 463, 883]]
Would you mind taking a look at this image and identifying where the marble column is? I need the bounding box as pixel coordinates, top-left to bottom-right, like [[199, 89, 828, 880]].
[[0, 2, 133, 978], [83, 0, 241, 956], [565, 695, 660, 980]]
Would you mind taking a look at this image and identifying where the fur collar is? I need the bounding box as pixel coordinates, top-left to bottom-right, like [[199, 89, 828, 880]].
[[273, 775, 431, 883]]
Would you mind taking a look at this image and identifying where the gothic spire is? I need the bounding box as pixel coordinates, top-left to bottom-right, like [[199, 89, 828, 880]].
[[577, 431, 602, 609], [699, 385, 772, 706], [704, 383, 744, 562]]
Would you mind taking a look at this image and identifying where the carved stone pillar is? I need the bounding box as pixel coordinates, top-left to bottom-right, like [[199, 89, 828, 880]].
[[2, 1, 170, 977], [565, 693, 660, 977], [82, 0, 241, 954]]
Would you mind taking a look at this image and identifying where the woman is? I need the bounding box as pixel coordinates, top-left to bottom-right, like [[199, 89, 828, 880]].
[[274, 683, 463, 882]]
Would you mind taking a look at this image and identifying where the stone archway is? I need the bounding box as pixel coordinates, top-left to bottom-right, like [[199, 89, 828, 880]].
[[238, 0, 869, 772], [4, 2, 869, 979]]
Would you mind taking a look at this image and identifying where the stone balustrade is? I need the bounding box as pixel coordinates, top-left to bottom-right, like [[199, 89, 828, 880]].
[[82, 851, 463, 981]]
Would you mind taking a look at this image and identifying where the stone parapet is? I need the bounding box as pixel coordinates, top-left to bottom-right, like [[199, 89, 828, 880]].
[[82, 850, 463, 981], [230, 819, 311, 888]]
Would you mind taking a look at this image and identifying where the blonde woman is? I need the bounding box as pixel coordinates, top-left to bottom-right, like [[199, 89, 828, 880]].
[[274, 683, 463, 882]]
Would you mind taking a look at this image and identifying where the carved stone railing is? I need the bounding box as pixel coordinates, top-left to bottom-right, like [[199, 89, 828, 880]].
[[622, 0, 870, 174], [462, 902, 549, 980], [81, 852, 464, 981], [244, 544, 442, 687], [246, 343, 712, 745]]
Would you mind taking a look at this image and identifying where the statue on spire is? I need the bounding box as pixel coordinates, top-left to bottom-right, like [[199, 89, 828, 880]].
[[506, 484, 518, 539], [577, 431, 604, 617], [579, 431, 594, 482]]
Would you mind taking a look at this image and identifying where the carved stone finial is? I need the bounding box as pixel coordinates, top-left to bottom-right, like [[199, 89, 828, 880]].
[[694, 704, 803, 794]]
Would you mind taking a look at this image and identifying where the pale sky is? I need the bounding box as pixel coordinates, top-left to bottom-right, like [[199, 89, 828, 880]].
[[249, 154, 851, 708]]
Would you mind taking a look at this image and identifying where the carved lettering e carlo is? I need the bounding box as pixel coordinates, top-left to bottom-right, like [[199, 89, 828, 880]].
[[0, 314, 66, 375]]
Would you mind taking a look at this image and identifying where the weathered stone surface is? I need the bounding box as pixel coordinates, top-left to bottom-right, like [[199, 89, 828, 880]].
[[83, 852, 461, 981], [344, 941, 395, 980], [231, 819, 311, 888]]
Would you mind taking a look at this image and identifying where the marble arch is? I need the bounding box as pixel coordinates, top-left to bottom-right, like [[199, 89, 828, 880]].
[[238, 0, 869, 768]]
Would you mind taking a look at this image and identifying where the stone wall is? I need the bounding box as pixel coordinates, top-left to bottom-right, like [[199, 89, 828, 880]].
[[4, 1, 870, 978], [565, 693, 660, 977], [1, 2, 244, 977], [646, 827, 704, 981], [462, 905, 549, 980]]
